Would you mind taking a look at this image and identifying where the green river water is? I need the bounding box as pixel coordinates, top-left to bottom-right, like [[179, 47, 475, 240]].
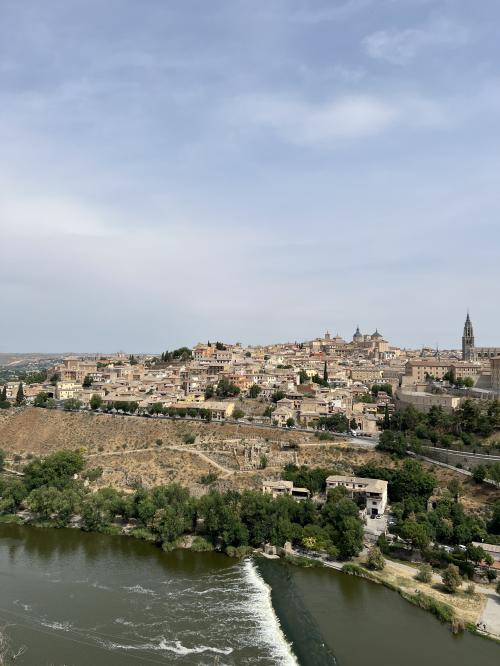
[[0, 524, 498, 665]]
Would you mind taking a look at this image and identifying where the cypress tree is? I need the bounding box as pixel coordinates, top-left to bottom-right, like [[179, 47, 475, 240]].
[[16, 382, 25, 405], [383, 404, 391, 429], [323, 361, 328, 382], [1, 385, 7, 401]]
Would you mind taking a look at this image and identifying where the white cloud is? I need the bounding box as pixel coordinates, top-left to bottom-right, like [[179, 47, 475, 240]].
[[0, 195, 118, 239], [363, 18, 470, 65], [223, 92, 447, 145]]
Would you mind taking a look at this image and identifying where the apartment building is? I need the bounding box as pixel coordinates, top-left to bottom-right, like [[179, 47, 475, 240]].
[[325, 475, 388, 516]]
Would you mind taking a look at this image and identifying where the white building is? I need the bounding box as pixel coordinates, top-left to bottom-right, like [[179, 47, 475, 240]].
[[325, 475, 388, 517]]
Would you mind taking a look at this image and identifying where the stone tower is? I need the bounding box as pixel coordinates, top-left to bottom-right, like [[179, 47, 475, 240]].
[[462, 312, 476, 361]]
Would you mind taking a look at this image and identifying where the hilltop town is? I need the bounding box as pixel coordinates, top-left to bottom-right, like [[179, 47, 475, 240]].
[[1, 313, 500, 637], [1, 313, 499, 434]]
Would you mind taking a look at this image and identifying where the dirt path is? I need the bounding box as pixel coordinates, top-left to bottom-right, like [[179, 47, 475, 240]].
[[87, 445, 235, 477]]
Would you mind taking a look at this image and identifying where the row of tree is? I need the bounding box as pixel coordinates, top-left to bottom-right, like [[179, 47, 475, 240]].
[[385, 400, 500, 444], [0, 450, 364, 559]]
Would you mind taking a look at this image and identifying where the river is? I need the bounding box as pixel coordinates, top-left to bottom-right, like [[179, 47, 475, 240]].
[[0, 524, 497, 665]]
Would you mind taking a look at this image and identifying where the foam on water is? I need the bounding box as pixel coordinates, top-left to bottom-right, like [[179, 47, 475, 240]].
[[123, 584, 156, 596], [40, 620, 73, 631], [241, 559, 299, 666], [101, 638, 233, 655]]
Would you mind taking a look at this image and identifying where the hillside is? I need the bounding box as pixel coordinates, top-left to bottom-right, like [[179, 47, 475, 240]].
[[0, 408, 497, 509]]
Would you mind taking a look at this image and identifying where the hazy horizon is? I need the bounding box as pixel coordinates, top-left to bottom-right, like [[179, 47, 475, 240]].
[[1, 1, 499, 352]]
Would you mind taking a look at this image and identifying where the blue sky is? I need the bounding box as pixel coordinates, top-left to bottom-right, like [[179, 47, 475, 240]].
[[1, 0, 499, 352]]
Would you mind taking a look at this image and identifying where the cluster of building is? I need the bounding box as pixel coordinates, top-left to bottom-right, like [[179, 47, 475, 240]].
[[396, 313, 500, 413], [3, 313, 499, 426]]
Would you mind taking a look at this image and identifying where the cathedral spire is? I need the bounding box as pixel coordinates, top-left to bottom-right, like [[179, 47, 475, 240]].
[[462, 311, 476, 361]]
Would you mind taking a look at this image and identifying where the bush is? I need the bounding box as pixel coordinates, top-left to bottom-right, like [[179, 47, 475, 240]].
[[285, 554, 324, 568], [200, 472, 218, 485], [465, 582, 475, 596], [190, 537, 214, 552], [183, 433, 195, 445], [442, 564, 462, 593], [367, 546, 385, 571], [472, 465, 486, 484], [130, 527, 158, 542], [401, 591, 455, 624], [415, 563, 433, 584], [225, 545, 253, 558]]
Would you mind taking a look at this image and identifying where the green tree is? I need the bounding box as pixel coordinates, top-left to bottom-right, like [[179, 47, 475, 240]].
[[323, 362, 328, 382], [377, 430, 406, 457], [23, 450, 85, 491], [82, 375, 93, 388], [399, 520, 431, 551], [286, 417, 295, 428], [34, 392, 49, 407], [1, 385, 7, 401], [15, 383, 25, 405], [90, 394, 103, 410], [472, 464, 486, 484], [382, 404, 391, 429], [248, 384, 262, 399], [298, 369, 309, 384], [0, 448, 5, 471], [415, 563, 433, 583], [442, 564, 462, 593], [63, 398, 82, 411], [232, 408, 245, 420], [50, 372, 61, 385], [216, 379, 240, 398], [367, 546, 385, 570], [447, 478, 461, 502]]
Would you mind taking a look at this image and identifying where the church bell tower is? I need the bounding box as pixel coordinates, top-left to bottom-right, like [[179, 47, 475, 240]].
[[462, 312, 476, 361]]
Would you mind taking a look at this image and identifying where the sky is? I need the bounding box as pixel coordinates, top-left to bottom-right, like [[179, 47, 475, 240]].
[[0, 0, 499, 352]]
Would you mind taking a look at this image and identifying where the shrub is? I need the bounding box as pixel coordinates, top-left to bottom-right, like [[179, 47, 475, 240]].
[[442, 564, 462, 593], [402, 591, 455, 624], [200, 472, 218, 485], [367, 546, 385, 571], [465, 583, 475, 596], [226, 545, 253, 558], [285, 554, 323, 568], [415, 563, 433, 584], [130, 528, 158, 542], [190, 537, 214, 552], [183, 434, 195, 445]]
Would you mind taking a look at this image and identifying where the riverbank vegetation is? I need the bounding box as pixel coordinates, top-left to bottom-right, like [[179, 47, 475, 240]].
[[0, 449, 364, 559]]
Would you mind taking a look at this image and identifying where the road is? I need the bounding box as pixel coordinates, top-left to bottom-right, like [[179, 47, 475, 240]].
[[48, 404, 378, 447]]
